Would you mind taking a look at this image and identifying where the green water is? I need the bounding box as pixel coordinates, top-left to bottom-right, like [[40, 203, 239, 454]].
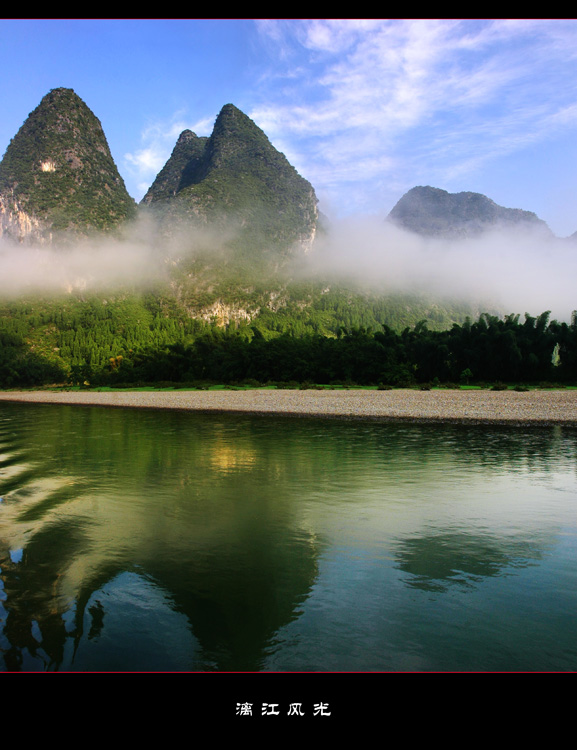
[[0, 401, 576, 672]]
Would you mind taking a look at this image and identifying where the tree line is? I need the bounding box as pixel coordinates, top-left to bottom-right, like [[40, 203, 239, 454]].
[[2, 304, 573, 388], [101, 310, 574, 387]]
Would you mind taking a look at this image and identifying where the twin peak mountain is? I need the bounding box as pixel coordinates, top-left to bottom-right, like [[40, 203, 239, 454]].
[[0, 87, 553, 255], [0, 88, 318, 259]]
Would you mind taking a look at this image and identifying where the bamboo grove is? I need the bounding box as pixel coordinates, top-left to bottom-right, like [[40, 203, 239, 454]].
[[0, 296, 575, 388]]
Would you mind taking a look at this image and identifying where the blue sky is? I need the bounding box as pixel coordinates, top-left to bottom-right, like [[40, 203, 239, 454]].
[[2, 18, 577, 236]]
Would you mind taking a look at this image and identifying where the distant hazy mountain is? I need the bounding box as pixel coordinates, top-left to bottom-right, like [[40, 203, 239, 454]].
[[0, 88, 136, 244], [388, 185, 553, 239], [142, 103, 319, 262]]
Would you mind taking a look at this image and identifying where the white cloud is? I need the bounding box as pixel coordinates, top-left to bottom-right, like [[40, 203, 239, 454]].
[[125, 145, 166, 174], [253, 19, 577, 219]]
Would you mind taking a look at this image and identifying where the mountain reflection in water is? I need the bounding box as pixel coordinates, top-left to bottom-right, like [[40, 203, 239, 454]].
[[1, 401, 576, 672]]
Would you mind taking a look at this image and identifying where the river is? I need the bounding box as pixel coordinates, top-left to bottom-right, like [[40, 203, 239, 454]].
[[1, 401, 576, 672]]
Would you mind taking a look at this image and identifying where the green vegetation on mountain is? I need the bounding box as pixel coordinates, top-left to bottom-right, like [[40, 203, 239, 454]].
[[0, 281, 477, 385], [0, 88, 136, 240], [0, 292, 573, 388]]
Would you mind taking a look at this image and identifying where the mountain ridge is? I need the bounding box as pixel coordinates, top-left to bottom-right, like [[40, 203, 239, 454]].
[[0, 88, 562, 249]]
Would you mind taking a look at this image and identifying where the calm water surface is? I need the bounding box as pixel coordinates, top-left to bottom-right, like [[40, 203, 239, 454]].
[[0, 401, 576, 672]]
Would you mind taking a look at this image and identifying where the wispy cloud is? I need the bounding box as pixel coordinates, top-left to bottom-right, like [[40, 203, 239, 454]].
[[251, 19, 577, 218]]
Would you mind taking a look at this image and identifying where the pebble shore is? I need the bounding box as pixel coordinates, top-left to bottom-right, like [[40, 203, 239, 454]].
[[1, 388, 577, 425]]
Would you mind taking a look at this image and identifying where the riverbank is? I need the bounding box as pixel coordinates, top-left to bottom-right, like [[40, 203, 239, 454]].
[[1, 388, 577, 425]]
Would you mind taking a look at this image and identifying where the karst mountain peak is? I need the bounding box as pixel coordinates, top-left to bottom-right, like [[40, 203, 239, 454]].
[[0, 87, 136, 244]]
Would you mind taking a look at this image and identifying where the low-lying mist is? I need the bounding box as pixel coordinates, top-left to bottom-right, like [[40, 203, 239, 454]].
[[305, 216, 576, 322], [0, 212, 574, 323], [0, 216, 236, 297]]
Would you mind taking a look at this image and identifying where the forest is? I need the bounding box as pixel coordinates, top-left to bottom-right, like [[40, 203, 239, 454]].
[[0, 290, 574, 388]]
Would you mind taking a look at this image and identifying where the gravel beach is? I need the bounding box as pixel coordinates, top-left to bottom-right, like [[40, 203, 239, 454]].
[[1, 388, 577, 425]]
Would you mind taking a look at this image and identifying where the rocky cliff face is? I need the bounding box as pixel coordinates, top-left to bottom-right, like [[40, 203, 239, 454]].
[[142, 104, 319, 261], [0, 88, 136, 244], [0, 190, 48, 244], [388, 185, 552, 239]]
